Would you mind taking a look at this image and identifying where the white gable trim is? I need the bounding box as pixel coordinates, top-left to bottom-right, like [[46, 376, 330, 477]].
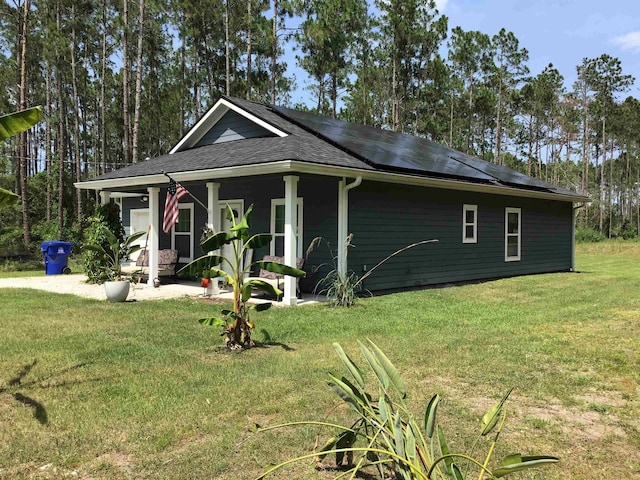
[[170, 98, 288, 153]]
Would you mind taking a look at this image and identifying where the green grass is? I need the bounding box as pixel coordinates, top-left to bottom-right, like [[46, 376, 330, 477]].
[[1, 242, 639, 479]]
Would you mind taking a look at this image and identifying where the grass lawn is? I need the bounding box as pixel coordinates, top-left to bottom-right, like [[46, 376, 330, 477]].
[[1, 242, 639, 479]]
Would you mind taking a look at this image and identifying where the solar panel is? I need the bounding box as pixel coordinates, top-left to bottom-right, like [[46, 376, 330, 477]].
[[271, 105, 562, 193]]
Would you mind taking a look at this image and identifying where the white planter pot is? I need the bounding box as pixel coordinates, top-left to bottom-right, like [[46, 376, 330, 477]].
[[104, 280, 130, 302]]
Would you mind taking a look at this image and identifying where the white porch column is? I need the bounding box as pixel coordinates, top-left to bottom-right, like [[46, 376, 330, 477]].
[[99, 190, 111, 204], [283, 175, 299, 305], [206, 182, 220, 231], [206, 182, 221, 295], [147, 187, 160, 286]]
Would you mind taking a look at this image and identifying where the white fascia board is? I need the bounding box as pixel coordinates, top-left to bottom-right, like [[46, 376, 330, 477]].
[[169, 98, 288, 154], [75, 160, 589, 203]]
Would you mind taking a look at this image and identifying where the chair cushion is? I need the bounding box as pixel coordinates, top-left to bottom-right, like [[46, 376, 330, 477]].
[[259, 255, 282, 279], [136, 250, 148, 266], [158, 249, 178, 267]]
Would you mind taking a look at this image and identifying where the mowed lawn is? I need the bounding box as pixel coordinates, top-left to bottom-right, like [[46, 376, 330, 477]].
[[0, 242, 638, 479]]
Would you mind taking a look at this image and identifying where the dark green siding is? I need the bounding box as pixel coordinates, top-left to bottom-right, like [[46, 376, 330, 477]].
[[121, 176, 573, 292], [348, 181, 572, 291]]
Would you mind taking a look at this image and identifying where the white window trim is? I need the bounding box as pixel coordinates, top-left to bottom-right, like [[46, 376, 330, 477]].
[[462, 204, 477, 244], [270, 198, 303, 257], [505, 207, 521, 262], [171, 203, 194, 263]]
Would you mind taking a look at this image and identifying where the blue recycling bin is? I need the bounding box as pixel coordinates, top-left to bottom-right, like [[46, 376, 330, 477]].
[[41, 241, 74, 275]]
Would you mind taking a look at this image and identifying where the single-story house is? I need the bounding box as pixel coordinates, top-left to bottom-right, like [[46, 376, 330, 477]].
[[76, 96, 588, 305]]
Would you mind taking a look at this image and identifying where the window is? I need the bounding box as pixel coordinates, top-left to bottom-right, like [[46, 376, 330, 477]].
[[462, 204, 477, 243], [505, 207, 521, 261], [171, 203, 194, 263], [270, 198, 303, 257]]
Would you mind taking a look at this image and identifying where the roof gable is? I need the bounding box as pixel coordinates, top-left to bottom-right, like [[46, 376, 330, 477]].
[[194, 110, 276, 147], [170, 97, 288, 153]]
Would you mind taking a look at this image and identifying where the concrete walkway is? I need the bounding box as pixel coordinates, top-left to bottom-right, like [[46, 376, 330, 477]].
[[0, 274, 323, 306]]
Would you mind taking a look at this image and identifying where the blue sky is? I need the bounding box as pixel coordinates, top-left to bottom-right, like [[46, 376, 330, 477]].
[[287, 0, 640, 105]]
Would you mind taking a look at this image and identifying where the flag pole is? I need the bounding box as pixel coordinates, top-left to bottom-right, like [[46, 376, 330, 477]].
[[161, 170, 210, 214]]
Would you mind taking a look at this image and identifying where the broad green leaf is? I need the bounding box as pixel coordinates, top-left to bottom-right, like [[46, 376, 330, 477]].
[[245, 278, 282, 298], [405, 423, 417, 463], [437, 425, 454, 476], [201, 231, 236, 252], [358, 340, 389, 390], [366, 339, 406, 398], [124, 230, 147, 247], [230, 204, 253, 239], [335, 430, 356, 467], [0, 106, 43, 141], [451, 463, 465, 480], [177, 255, 224, 278], [481, 387, 513, 436], [493, 454, 559, 477], [328, 374, 365, 413], [245, 233, 273, 250], [378, 394, 390, 425], [0, 186, 19, 207], [241, 283, 253, 302], [315, 436, 338, 462], [253, 261, 305, 278], [332, 343, 365, 388], [424, 394, 440, 439], [198, 317, 226, 327], [393, 413, 405, 459], [250, 302, 272, 312]]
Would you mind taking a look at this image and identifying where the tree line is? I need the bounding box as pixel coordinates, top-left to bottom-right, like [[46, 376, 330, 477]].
[[1, 0, 639, 255]]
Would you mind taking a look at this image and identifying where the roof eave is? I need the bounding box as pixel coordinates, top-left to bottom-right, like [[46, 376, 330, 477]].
[[74, 161, 589, 203]]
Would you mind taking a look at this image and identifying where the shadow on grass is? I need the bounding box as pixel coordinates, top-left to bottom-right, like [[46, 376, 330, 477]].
[[1, 360, 104, 426], [254, 329, 295, 351]]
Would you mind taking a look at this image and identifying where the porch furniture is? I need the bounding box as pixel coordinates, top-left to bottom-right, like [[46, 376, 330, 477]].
[[121, 249, 178, 278], [247, 255, 305, 298]]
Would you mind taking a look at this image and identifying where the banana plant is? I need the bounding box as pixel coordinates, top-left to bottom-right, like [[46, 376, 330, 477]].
[[178, 204, 305, 350], [256, 340, 559, 479], [0, 106, 43, 206], [83, 230, 146, 282]]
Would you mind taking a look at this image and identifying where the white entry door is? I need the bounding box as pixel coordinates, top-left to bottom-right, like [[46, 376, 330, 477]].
[[129, 209, 149, 262]]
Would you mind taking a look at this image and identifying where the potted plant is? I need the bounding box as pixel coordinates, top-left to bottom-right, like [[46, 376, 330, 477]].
[[84, 229, 146, 302]]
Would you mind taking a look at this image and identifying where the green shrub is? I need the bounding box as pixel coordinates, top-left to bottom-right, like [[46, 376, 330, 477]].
[[575, 228, 606, 243], [81, 203, 125, 283], [0, 228, 29, 257]]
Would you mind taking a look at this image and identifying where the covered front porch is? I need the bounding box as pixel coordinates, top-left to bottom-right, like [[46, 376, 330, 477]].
[[83, 173, 361, 306]]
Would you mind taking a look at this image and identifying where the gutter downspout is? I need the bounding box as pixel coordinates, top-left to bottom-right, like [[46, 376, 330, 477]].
[[338, 176, 362, 277]]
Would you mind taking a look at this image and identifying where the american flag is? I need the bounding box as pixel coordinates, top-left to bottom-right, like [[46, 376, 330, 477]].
[[162, 178, 189, 233]]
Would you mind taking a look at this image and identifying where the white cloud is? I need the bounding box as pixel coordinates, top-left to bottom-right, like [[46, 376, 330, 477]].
[[611, 31, 640, 52]]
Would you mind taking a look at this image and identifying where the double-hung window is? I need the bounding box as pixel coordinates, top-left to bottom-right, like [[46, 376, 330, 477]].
[[462, 204, 477, 243], [270, 198, 303, 257], [171, 203, 194, 263], [505, 207, 521, 261]]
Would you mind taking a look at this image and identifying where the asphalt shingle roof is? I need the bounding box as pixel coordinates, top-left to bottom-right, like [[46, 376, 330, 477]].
[[88, 96, 584, 199]]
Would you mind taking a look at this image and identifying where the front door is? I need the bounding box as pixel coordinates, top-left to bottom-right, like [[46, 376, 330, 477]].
[[129, 209, 149, 262]]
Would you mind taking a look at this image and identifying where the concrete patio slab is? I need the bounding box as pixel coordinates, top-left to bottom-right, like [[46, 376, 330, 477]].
[[0, 274, 324, 306]]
